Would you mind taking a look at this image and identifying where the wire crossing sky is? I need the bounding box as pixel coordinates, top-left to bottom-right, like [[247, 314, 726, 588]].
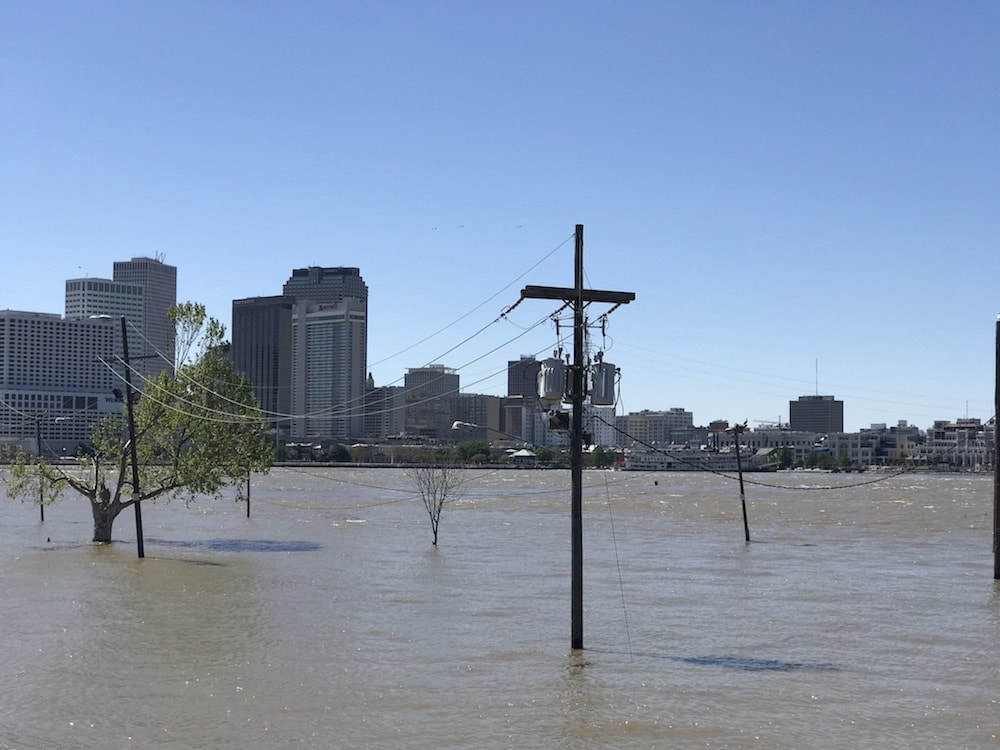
[[2, 1, 997, 432]]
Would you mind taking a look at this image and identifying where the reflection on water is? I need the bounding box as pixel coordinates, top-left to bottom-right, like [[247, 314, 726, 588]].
[[1, 468, 998, 748]]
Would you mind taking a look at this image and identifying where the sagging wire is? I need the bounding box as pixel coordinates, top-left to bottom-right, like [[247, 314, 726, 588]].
[[368, 231, 574, 370]]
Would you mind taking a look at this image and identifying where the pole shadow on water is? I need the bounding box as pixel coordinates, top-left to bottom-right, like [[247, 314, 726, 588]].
[[586, 647, 839, 673]]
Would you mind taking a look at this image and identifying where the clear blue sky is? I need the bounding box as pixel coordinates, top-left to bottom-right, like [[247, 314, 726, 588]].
[[2, 1, 998, 432]]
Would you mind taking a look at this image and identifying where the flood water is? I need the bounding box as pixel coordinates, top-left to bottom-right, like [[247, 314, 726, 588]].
[[1, 467, 998, 749]]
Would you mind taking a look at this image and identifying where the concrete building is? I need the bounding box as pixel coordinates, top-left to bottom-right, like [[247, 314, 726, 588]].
[[111, 256, 177, 378], [290, 298, 367, 441], [789, 395, 844, 433], [364, 375, 406, 440], [282, 267, 368, 443], [64, 277, 144, 330], [231, 295, 293, 439], [617, 408, 694, 447], [404, 365, 459, 440], [282, 266, 368, 307], [586, 404, 618, 447], [450, 393, 502, 443], [916, 418, 993, 470], [504, 356, 542, 445], [0, 310, 120, 455]]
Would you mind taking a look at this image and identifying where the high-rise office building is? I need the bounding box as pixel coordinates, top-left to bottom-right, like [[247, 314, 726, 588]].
[[364, 374, 406, 440], [111, 256, 177, 378], [231, 296, 293, 439], [65, 277, 145, 326], [290, 298, 367, 441], [789, 395, 844, 433], [504, 355, 542, 445], [282, 266, 368, 307], [404, 365, 459, 440], [231, 266, 369, 443], [507, 355, 541, 398]]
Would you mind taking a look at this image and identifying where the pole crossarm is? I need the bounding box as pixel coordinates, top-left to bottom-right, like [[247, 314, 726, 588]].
[[521, 285, 635, 305]]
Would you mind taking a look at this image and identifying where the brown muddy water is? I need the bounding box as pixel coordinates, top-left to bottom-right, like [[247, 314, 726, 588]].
[[1, 467, 998, 749]]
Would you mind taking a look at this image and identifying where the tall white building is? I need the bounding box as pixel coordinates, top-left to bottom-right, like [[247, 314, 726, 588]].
[[0, 311, 120, 454], [64, 277, 143, 367], [282, 267, 368, 443], [290, 299, 367, 441]]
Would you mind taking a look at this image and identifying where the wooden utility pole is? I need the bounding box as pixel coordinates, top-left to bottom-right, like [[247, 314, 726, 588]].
[[994, 315, 999, 579], [521, 225, 634, 650], [121, 316, 145, 559], [34, 415, 44, 522], [727, 421, 750, 542]]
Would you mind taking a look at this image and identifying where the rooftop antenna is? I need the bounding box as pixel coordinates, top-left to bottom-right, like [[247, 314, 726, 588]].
[[815, 359, 819, 395]]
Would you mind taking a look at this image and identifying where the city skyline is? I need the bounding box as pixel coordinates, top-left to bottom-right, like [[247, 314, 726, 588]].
[[0, 254, 994, 437], [2, 3, 997, 432]]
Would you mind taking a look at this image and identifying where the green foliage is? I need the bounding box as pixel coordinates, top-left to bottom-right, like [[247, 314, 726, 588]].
[[776, 446, 794, 469], [325, 444, 351, 462], [590, 446, 617, 468], [803, 450, 836, 470], [5, 302, 274, 543], [452, 439, 491, 463], [534, 446, 555, 465]]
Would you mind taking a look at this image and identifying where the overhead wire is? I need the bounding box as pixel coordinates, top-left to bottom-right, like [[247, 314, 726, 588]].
[[590, 413, 916, 491], [366, 232, 574, 370]]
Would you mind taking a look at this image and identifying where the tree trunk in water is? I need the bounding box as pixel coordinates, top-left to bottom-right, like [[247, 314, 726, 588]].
[[91, 501, 122, 543]]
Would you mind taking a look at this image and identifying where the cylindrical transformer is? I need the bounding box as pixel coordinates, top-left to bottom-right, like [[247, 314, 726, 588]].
[[537, 357, 566, 405], [590, 361, 617, 405]]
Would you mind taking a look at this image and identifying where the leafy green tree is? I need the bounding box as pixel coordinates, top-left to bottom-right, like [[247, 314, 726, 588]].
[[4, 303, 274, 544], [453, 439, 491, 463], [534, 446, 554, 465], [326, 444, 351, 463], [776, 446, 794, 469]]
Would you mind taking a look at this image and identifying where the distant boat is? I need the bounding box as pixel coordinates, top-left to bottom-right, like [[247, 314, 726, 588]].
[[623, 447, 778, 472]]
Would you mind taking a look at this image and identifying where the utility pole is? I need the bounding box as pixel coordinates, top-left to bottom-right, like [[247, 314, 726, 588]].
[[994, 314, 999, 579], [34, 415, 44, 522], [521, 224, 634, 650], [727, 421, 751, 542], [121, 316, 145, 559]]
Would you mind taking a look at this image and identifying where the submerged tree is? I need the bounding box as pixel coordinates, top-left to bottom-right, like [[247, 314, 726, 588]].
[[410, 464, 466, 546], [4, 303, 274, 543]]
